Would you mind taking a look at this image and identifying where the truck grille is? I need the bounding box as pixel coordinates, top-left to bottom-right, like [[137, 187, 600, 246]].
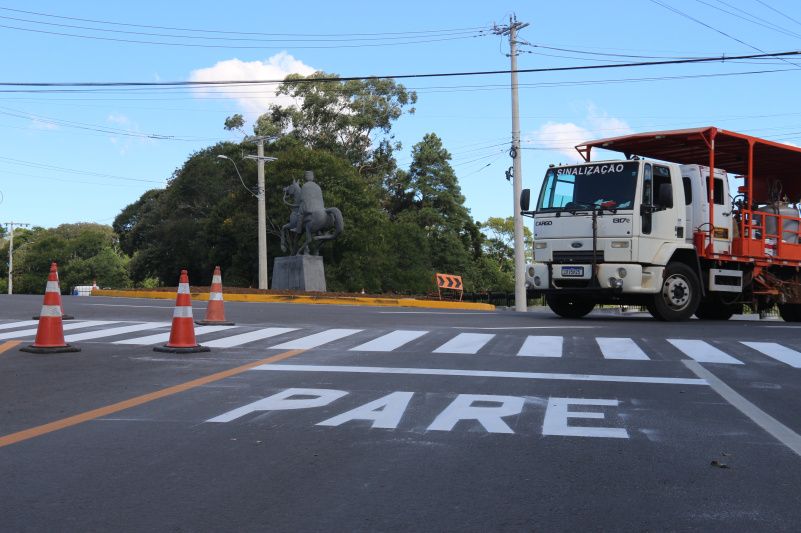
[[552, 251, 604, 264]]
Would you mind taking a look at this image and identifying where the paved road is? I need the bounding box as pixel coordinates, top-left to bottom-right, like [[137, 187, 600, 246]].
[[2, 294, 801, 531]]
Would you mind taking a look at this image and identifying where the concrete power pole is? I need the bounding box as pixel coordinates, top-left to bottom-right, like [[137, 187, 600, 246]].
[[3, 221, 30, 295], [244, 137, 277, 290], [494, 15, 529, 312]]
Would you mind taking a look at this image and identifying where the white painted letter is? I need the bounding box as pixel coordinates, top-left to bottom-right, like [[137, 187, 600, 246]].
[[317, 391, 414, 429], [542, 397, 628, 438], [206, 388, 348, 423], [427, 394, 524, 434]]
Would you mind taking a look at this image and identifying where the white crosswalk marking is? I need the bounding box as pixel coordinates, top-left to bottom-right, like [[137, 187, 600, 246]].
[[204, 327, 298, 348], [597, 337, 650, 360], [0, 320, 118, 341], [517, 336, 562, 357], [0, 320, 40, 331], [433, 333, 495, 354], [270, 329, 362, 350], [64, 322, 170, 342], [667, 339, 743, 364], [350, 330, 428, 352], [741, 342, 801, 368], [113, 325, 237, 345]]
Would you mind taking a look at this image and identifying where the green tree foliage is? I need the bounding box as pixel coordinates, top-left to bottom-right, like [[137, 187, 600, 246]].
[[0, 224, 131, 294], [480, 216, 534, 272], [253, 72, 416, 167]]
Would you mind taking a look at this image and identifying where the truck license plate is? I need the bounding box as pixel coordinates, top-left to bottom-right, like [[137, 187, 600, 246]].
[[561, 266, 585, 277]]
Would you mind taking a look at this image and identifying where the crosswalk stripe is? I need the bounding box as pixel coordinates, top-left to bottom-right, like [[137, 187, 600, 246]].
[[350, 330, 428, 352], [517, 336, 562, 357], [741, 342, 801, 368], [65, 322, 170, 342], [204, 327, 298, 348], [433, 333, 495, 354], [113, 325, 237, 345], [597, 337, 650, 360], [0, 320, 119, 341], [667, 339, 743, 364], [269, 329, 362, 350], [0, 320, 40, 331]]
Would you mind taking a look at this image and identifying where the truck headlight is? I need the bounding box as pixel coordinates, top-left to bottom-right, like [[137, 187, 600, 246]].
[[533, 276, 541, 287], [535, 242, 547, 249], [617, 268, 627, 278], [609, 277, 624, 289], [611, 241, 630, 248]]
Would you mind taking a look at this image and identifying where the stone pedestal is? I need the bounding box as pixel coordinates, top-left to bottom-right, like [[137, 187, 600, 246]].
[[272, 255, 326, 292]]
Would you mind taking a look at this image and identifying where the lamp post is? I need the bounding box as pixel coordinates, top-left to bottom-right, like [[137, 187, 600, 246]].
[[217, 154, 276, 290]]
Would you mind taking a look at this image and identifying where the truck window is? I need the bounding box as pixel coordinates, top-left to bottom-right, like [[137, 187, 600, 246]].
[[705, 177, 725, 205], [642, 163, 652, 235], [682, 177, 692, 205], [536, 162, 639, 211], [654, 165, 671, 205]]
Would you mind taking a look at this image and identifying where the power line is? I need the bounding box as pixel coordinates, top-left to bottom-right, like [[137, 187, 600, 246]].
[[0, 7, 487, 37], [752, 0, 801, 28], [0, 49, 798, 89]]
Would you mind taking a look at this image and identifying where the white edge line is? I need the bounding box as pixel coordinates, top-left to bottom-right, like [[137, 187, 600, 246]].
[[683, 360, 801, 457], [253, 364, 707, 386]]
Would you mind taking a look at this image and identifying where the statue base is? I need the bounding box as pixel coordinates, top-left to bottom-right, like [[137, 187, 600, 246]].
[[272, 255, 327, 292]]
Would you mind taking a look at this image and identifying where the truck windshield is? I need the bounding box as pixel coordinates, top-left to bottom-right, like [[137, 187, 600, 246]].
[[536, 162, 639, 211]]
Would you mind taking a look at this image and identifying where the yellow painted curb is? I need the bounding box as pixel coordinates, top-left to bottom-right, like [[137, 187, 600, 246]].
[[91, 289, 495, 311]]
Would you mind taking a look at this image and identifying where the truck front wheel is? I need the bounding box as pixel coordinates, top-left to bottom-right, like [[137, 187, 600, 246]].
[[648, 263, 700, 321], [546, 294, 595, 319]]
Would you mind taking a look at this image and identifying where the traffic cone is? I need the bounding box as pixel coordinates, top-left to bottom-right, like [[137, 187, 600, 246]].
[[21, 263, 80, 353], [196, 266, 234, 326], [154, 269, 210, 353], [33, 262, 73, 320]]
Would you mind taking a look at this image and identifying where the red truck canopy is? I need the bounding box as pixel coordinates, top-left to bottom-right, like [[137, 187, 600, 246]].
[[575, 127, 801, 203]]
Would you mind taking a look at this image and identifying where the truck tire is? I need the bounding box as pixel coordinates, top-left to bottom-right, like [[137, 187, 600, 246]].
[[546, 294, 595, 319], [648, 262, 700, 321], [778, 304, 801, 322], [695, 298, 737, 321]]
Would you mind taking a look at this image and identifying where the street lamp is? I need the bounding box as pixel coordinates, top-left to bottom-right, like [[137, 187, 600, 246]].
[[217, 154, 276, 290]]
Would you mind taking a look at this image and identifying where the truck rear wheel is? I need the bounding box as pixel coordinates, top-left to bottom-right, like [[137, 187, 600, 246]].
[[546, 294, 595, 319], [648, 262, 700, 321], [778, 304, 801, 322]]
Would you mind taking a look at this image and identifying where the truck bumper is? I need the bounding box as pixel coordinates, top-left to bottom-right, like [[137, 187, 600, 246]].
[[527, 263, 664, 295]]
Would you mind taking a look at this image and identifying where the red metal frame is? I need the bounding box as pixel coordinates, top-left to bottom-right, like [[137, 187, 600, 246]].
[[575, 127, 801, 267]]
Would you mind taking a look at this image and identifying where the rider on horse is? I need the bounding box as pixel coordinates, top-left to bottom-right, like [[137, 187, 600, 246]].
[[292, 171, 324, 234]]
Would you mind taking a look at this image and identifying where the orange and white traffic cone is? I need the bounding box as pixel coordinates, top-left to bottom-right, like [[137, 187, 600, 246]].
[[21, 263, 80, 353], [196, 266, 234, 326], [33, 262, 73, 320], [154, 269, 210, 353]]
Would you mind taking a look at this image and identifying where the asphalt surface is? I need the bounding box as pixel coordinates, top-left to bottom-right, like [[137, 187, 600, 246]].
[[2, 294, 801, 532]]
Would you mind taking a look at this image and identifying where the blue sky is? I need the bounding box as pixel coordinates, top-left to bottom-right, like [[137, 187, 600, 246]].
[[1, 1, 800, 230]]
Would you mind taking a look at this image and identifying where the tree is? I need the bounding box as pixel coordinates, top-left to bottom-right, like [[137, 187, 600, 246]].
[[252, 72, 416, 168], [479, 216, 534, 273]]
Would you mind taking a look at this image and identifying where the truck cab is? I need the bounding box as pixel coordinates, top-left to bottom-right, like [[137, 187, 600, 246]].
[[524, 159, 731, 321]]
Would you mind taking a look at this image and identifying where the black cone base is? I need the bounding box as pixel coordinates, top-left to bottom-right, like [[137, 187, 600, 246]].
[[153, 345, 211, 353], [195, 320, 235, 326], [33, 314, 74, 320], [20, 344, 81, 354]]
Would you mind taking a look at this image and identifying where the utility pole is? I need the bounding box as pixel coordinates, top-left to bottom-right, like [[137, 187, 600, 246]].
[[3, 221, 30, 295], [494, 15, 529, 312], [244, 136, 277, 290]]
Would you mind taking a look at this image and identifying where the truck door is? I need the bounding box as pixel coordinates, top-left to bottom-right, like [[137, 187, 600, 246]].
[[638, 163, 678, 260]]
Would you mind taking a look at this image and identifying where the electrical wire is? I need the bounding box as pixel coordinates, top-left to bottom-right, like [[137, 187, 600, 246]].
[[752, 0, 801, 28]]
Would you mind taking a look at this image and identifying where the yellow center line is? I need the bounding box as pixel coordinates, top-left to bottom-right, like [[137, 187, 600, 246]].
[[0, 340, 22, 354], [0, 349, 305, 448]]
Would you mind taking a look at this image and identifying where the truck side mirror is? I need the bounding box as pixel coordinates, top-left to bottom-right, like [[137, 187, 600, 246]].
[[520, 188, 531, 211], [657, 183, 673, 208]]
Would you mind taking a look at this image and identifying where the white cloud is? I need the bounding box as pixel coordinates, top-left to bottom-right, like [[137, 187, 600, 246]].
[[189, 52, 316, 119], [528, 104, 632, 160], [107, 113, 130, 125], [30, 118, 58, 130]]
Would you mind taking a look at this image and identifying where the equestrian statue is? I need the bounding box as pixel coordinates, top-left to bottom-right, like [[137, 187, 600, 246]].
[[280, 171, 344, 256]]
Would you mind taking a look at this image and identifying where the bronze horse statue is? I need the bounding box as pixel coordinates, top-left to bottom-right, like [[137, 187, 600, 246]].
[[280, 180, 343, 255]]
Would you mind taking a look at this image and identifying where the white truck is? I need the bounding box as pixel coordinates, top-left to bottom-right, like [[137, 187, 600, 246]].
[[520, 127, 801, 321]]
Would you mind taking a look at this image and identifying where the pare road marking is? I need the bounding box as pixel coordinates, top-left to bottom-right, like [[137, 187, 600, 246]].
[[206, 388, 629, 439]]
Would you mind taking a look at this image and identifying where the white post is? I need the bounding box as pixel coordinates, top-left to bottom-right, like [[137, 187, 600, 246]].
[[509, 17, 528, 312], [256, 138, 268, 290]]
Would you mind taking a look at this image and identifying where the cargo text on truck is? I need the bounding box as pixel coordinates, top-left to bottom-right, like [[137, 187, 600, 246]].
[[520, 127, 801, 322]]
